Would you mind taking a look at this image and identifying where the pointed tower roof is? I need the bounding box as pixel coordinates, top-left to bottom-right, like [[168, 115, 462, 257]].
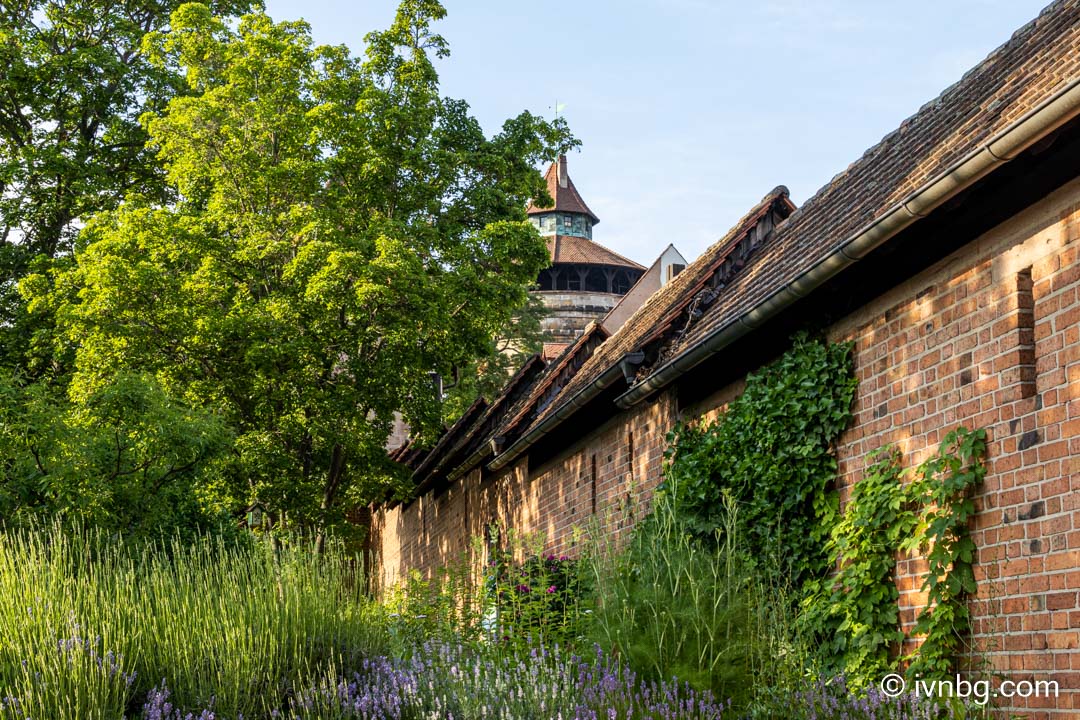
[[526, 155, 600, 224]]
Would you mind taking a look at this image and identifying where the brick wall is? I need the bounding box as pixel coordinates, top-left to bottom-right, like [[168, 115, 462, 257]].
[[372, 395, 675, 589], [821, 177, 1080, 717], [371, 177, 1080, 717]]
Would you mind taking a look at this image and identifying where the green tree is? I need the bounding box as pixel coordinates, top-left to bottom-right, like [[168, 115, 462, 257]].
[[0, 0, 254, 373], [441, 291, 547, 423], [0, 370, 231, 535], [27, 1, 572, 544]]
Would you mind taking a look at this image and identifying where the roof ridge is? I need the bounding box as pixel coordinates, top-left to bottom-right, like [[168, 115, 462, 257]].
[[604, 186, 791, 350], [782, 0, 1073, 229], [516, 187, 794, 437], [499, 322, 608, 435], [664, 0, 1080, 366]]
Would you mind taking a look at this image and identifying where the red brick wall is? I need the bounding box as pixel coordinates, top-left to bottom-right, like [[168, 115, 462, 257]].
[[820, 177, 1080, 718], [371, 177, 1080, 716], [371, 396, 675, 589]]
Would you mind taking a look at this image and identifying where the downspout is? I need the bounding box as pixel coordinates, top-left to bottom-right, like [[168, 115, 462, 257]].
[[615, 76, 1080, 409]]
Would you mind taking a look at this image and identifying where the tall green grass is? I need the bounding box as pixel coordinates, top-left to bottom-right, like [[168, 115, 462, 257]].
[[583, 491, 816, 710], [0, 523, 387, 718]]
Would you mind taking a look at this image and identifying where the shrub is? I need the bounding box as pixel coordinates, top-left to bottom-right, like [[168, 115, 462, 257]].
[[489, 549, 586, 647], [661, 334, 857, 590]]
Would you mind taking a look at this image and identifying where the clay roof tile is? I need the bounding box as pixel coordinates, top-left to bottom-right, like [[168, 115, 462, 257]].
[[527, 154, 600, 223]]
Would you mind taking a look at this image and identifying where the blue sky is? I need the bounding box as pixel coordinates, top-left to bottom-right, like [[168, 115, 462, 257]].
[[264, 0, 1049, 265]]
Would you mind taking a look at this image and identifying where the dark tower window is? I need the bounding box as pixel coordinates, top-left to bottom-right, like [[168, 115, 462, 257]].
[[567, 270, 582, 291], [585, 267, 607, 292], [613, 270, 632, 294]]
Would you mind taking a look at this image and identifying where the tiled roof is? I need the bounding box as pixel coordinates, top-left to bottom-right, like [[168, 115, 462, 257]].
[[392, 0, 1080, 489], [527, 155, 600, 223], [546, 234, 645, 270], [525, 188, 795, 432], [410, 397, 487, 482], [436, 354, 548, 480], [542, 343, 569, 360], [667, 0, 1080, 361], [498, 323, 609, 440], [496, 0, 1080, 461], [388, 437, 428, 469]]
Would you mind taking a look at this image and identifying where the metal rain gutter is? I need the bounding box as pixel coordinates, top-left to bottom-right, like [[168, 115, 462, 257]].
[[487, 361, 625, 471], [614, 76, 1080, 409]]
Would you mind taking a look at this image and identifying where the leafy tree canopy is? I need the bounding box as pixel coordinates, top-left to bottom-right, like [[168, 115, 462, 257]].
[[23, 0, 572, 541], [441, 291, 547, 423], [0, 0, 257, 373], [0, 369, 232, 536]]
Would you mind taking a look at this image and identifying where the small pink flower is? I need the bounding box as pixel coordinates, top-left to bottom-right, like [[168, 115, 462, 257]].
[[547, 585, 557, 593]]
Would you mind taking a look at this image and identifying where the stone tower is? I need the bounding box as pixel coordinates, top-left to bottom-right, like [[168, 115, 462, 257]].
[[527, 155, 645, 352]]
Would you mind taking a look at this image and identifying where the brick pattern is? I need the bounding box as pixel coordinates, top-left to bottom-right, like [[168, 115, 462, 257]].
[[372, 395, 674, 588], [826, 178, 1080, 718], [372, 178, 1080, 717]]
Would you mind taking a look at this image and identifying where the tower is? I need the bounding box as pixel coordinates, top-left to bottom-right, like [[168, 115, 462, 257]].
[[527, 155, 645, 351]]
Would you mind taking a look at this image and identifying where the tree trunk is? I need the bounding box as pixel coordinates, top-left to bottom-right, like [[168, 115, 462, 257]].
[[314, 443, 345, 554]]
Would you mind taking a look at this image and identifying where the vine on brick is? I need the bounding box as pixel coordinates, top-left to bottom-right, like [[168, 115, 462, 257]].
[[662, 331, 987, 683], [662, 333, 858, 589], [814, 447, 914, 686], [902, 426, 987, 678], [818, 427, 988, 685]]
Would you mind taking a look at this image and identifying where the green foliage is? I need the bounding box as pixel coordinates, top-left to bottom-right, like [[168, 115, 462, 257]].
[[489, 547, 585, 647], [902, 426, 987, 678], [662, 334, 858, 589], [0, 0, 255, 374], [0, 370, 232, 536], [0, 523, 387, 719], [380, 558, 488, 652], [0, 623, 134, 720], [380, 527, 587, 651], [583, 492, 810, 710], [809, 447, 915, 687], [441, 292, 548, 424], [659, 332, 987, 689], [24, 1, 573, 538], [813, 428, 988, 684]]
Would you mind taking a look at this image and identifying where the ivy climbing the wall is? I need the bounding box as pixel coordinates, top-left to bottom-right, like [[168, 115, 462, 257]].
[[813, 427, 988, 686], [814, 447, 911, 686], [902, 426, 988, 678], [662, 333, 858, 589], [662, 332, 989, 686]]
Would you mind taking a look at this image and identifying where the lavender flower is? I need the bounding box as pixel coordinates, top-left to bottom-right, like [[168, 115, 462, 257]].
[[142, 683, 216, 720], [275, 640, 725, 720]]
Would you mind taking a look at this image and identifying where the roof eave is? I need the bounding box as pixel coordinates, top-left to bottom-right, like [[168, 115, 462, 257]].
[[616, 75, 1080, 409]]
